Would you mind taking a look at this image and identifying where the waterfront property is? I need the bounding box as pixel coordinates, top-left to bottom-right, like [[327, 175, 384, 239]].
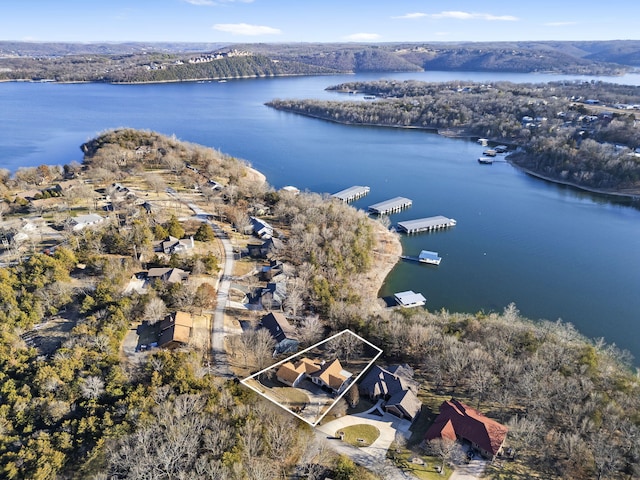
[[394, 290, 426, 308], [397, 216, 456, 234], [368, 196, 412, 215], [331, 185, 370, 203]]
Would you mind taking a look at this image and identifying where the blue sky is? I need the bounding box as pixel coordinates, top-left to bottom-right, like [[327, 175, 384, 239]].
[[2, 0, 640, 43]]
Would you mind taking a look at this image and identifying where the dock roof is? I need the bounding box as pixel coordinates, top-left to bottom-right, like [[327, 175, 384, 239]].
[[331, 185, 370, 202], [368, 196, 412, 214], [419, 250, 441, 262], [394, 290, 426, 307], [397, 216, 455, 232]]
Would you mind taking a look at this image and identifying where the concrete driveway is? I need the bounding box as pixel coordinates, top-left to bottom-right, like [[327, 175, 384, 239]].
[[316, 410, 412, 460]]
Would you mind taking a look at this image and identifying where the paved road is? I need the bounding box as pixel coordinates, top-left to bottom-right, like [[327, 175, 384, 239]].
[[177, 193, 236, 378], [209, 221, 235, 377]]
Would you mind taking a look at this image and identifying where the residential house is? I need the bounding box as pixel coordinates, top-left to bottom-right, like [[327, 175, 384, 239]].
[[250, 216, 273, 239], [277, 357, 353, 395], [261, 281, 286, 310], [247, 237, 284, 259], [259, 312, 298, 354], [309, 359, 353, 395], [71, 213, 105, 231], [385, 389, 422, 421], [360, 364, 417, 399], [276, 358, 322, 387], [260, 260, 284, 282], [146, 267, 190, 285], [359, 364, 422, 421], [158, 311, 193, 348], [160, 235, 195, 255], [425, 399, 508, 460]]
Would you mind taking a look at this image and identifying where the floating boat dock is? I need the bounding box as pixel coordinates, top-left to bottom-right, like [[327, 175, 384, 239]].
[[397, 216, 457, 234], [401, 250, 442, 265], [394, 290, 426, 308], [331, 185, 370, 203], [368, 196, 412, 215]]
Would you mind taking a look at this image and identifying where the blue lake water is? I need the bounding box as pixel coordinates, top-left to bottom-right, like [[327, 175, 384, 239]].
[[1, 70, 640, 359]]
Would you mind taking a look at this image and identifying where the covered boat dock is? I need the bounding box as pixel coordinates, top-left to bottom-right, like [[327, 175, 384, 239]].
[[394, 291, 426, 308], [397, 216, 457, 234], [368, 196, 413, 215], [331, 185, 370, 203]]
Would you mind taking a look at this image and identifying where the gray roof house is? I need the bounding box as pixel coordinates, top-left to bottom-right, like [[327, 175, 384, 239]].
[[359, 365, 417, 399], [259, 312, 299, 354], [359, 364, 422, 422], [146, 267, 190, 284], [160, 236, 194, 255], [250, 216, 273, 239], [71, 213, 105, 232], [385, 389, 422, 421]]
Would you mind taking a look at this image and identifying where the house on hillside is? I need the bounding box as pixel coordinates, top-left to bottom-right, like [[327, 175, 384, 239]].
[[158, 311, 193, 348], [259, 312, 299, 354], [425, 399, 508, 460]]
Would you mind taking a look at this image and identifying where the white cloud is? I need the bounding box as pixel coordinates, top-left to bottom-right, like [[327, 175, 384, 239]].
[[213, 23, 281, 35], [344, 33, 382, 41], [429, 11, 519, 21], [544, 21, 577, 27], [392, 12, 428, 20]]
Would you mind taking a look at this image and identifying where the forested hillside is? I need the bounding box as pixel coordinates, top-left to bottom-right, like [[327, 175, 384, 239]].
[[0, 40, 636, 83]]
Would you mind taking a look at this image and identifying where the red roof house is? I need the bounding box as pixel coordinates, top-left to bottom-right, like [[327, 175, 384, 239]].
[[425, 399, 508, 459]]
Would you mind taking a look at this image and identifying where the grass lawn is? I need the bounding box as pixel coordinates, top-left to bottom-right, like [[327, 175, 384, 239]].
[[336, 424, 380, 447], [389, 447, 453, 480]]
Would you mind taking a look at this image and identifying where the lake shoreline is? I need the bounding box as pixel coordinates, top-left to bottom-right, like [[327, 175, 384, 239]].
[[267, 105, 640, 199]]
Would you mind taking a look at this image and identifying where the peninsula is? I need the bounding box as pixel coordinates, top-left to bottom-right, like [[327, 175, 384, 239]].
[[0, 129, 638, 479]]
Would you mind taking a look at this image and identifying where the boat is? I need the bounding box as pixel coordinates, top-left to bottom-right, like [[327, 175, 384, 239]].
[[494, 145, 508, 153], [483, 149, 497, 157], [478, 157, 494, 164], [218, 79, 228, 83], [477, 138, 489, 146], [363, 95, 376, 100]]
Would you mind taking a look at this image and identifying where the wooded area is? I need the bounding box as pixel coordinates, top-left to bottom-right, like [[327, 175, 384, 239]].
[[0, 129, 638, 478], [1, 39, 635, 83]]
